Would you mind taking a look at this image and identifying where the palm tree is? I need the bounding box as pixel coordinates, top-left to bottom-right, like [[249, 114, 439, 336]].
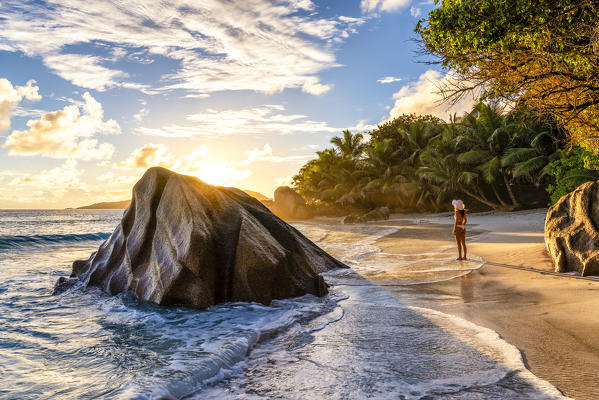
[[418, 126, 501, 209], [359, 139, 414, 207], [397, 119, 442, 165], [501, 111, 565, 185], [330, 130, 365, 160], [456, 102, 519, 209]]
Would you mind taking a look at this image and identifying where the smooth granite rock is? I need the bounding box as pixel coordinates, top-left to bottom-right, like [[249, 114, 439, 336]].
[[545, 180, 599, 276], [271, 186, 312, 220], [343, 207, 391, 224], [54, 167, 345, 307]]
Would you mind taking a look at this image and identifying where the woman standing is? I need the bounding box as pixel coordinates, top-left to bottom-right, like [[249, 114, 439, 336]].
[[452, 200, 467, 260]]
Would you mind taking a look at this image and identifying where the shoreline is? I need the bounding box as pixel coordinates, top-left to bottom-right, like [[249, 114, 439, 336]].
[[372, 210, 599, 400]]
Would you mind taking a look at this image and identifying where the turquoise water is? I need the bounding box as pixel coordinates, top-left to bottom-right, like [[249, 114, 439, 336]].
[[0, 210, 569, 399]]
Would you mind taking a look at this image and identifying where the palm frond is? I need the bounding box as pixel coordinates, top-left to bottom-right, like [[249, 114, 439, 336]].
[[458, 150, 490, 164]]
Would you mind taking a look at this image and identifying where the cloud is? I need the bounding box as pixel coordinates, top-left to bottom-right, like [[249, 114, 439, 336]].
[[115, 142, 309, 189], [97, 171, 137, 185], [410, 6, 422, 18], [116, 143, 250, 186], [136, 104, 341, 137], [3, 92, 120, 160], [377, 76, 403, 84], [8, 159, 87, 196], [347, 119, 377, 133], [274, 175, 293, 186], [302, 77, 332, 95], [387, 70, 481, 121], [237, 144, 312, 166], [361, 0, 411, 13], [133, 108, 149, 122], [116, 144, 172, 170], [43, 54, 128, 92], [0, 78, 41, 131], [0, 1, 365, 95], [16, 79, 42, 101], [240, 144, 274, 166]]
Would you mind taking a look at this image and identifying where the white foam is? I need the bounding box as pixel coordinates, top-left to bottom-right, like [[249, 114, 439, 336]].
[[410, 306, 572, 399]]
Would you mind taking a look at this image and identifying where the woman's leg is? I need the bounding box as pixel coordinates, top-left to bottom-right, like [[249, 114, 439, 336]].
[[455, 234, 463, 260], [461, 234, 467, 260]]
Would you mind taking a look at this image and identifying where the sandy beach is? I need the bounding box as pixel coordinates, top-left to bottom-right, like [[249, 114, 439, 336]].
[[374, 210, 599, 400]]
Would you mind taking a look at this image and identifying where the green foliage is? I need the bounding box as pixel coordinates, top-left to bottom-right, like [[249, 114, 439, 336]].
[[546, 148, 599, 204], [293, 103, 571, 212], [415, 0, 599, 150]]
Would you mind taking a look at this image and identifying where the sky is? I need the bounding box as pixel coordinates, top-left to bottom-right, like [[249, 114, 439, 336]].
[[0, 0, 479, 209]]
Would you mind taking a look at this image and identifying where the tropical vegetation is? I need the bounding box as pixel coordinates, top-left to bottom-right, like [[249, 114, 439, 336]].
[[293, 103, 599, 212], [415, 0, 599, 151]]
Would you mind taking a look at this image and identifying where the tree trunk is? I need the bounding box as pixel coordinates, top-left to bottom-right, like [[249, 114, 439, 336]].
[[462, 188, 500, 209], [490, 183, 510, 207], [502, 172, 520, 208]]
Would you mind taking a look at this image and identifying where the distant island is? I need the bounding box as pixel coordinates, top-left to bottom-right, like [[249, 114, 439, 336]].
[[76, 190, 271, 209], [77, 200, 132, 209]]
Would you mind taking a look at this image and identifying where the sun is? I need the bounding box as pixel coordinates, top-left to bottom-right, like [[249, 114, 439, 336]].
[[184, 162, 251, 188]]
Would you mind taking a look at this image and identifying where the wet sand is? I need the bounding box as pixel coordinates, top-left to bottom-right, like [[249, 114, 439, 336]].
[[374, 210, 599, 400]]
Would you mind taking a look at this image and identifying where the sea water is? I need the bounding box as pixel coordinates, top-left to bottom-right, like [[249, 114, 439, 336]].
[[0, 211, 569, 399]]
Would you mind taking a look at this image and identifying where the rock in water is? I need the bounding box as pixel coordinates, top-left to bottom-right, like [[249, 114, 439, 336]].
[[545, 181, 599, 276], [55, 167, 346, 308]]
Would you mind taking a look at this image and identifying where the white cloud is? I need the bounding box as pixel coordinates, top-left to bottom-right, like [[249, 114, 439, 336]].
[[16, 79, 42, 101], [8, 159, 87, 196], [0, 78, 41, 131], [0, 1, 365, 95], [274, 175, 293, 187], [387, 70, 481, 121], [361, 0, 411, 13], [136, 104, 341, 137], [241, 144, 274, 166], [347, 119, 377, 133], [377, 76, 403, 84], [302, 77, 332, 95], [42, 54, 128, 91], [3, 92, 120, 160], [133, 108, 149, 122], [236, 144, 312, 166], [410, 7, 422, 18]]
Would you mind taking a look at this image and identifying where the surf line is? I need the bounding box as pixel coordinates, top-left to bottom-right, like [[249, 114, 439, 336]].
[[483, 261, 599, 282]]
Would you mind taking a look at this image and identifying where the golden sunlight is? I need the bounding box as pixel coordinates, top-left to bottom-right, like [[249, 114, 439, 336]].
[[184, 161, 251, 187]]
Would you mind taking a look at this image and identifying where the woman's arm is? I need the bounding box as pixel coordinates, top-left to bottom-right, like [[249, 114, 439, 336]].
[[453, 212, 458, 234]]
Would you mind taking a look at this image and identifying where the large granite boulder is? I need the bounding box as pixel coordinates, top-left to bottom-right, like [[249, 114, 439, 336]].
[[54, 167, 345, 308], [343, 207, 391, 224], [270, 186, 312, 220], [545, 181, 599, 276]]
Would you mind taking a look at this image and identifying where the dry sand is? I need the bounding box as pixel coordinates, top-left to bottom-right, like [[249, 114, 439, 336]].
[[374, 210, 599, 400]]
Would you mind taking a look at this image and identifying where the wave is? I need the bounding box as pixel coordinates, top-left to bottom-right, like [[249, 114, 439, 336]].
[[114, 292, 343, 400], [0, 232, 111, 250]]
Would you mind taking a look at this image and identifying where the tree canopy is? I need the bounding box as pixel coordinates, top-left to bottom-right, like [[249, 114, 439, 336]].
[[292, 103, 576, 212], [415, 0, 599, 150]]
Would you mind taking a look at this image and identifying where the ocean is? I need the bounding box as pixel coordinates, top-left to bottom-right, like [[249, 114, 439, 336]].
[[0, 210, 569, 399]]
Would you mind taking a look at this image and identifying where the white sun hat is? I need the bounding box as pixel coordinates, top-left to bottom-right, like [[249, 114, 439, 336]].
[[451, 199, 465, 210]]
